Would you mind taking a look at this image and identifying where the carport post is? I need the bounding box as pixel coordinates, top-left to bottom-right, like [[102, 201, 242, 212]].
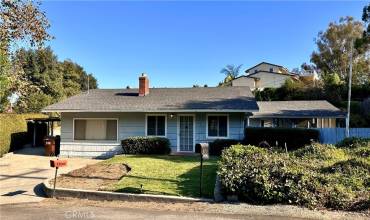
[[51, 121, 54, 136], [33, 122, 36, 147]]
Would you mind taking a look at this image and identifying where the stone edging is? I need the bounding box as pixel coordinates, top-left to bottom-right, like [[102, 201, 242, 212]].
[[42, 179, 214, 203]]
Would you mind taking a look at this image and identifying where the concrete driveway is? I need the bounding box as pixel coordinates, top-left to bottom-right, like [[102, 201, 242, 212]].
[[0, 147, 97, 204]]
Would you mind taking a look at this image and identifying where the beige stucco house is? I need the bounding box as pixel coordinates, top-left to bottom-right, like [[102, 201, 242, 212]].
[[231, 62, 298, 90]]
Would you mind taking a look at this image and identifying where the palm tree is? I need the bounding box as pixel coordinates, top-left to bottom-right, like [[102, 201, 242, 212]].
[[220, 64, 243, 80]]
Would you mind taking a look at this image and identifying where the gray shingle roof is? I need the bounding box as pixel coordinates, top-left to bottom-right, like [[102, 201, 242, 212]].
[[43, 87, 259, 112], [252, 101, 345, 118]]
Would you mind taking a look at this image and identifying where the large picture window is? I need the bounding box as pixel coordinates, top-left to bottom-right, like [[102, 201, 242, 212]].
[[207, 115, 228, 138], [146, 115, 166, 136], [74, 119, 117, 141]]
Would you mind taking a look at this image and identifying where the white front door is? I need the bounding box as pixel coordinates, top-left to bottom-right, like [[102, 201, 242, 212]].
[[178, 115, 194, 152]]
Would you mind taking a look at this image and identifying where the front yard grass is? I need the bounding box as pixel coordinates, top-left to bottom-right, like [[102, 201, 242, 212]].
[[105, 155, 218, 198]]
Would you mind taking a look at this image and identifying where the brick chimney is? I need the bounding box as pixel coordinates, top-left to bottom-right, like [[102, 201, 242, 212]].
[[139, 73, 149, 96]]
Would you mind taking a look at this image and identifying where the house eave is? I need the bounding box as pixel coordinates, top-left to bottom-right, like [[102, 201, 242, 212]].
[[250, 115, 346, 119], [42, 109, 259, 113]]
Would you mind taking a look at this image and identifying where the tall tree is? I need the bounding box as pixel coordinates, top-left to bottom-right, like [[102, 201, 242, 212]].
[[61, 60, 98, 97], [219, 64, 243, 86], [0, 0, 52, 52], [311, 17, 370, 84], [220, 64, 242, 80], [355, 3, 370, 52], [12, 47, 98, 112], [0, 46, 10, 111], [0, 0, 52, 111]]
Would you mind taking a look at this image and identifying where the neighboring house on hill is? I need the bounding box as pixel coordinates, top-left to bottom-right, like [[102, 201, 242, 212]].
[[43, 74, 259, 158], [231, 62, 298, 90], [248, 101, 346, 128]]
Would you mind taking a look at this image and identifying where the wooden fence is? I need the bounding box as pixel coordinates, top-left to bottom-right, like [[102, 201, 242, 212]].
[[317, 128, 370, 144]]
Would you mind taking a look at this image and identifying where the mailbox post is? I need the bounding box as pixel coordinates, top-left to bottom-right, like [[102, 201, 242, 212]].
[[50, 158, 67, 198], [195, 143, 209, 198]]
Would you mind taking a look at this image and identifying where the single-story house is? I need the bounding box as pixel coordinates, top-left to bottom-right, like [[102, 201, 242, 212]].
[[248, 101, 346, 128], [43, 74, 259, 157]]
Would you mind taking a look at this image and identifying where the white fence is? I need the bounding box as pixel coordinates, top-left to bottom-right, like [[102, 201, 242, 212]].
[[317, 128, 370, 144]]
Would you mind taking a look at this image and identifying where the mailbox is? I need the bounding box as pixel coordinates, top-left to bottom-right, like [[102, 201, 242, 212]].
[[50, 159, 68, 198], [196, 143, 209, 198], [50, 159, 67, 168], [195, 143, 209, 160]]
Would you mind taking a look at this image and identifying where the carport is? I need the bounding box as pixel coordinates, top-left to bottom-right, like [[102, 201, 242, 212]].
[[26, 117, 60, 147]]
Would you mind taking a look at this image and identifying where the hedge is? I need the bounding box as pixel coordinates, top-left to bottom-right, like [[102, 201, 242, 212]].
[[244, 127, 319, 150], [121, 136, 171, 154], [209, 139, 241, 156], [336, 137, 370, 149], [218, 144, 370, 210], [0, 113, 47, 157]]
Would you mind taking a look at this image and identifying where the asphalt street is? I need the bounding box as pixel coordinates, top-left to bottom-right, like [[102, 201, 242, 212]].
[[0, 202, 303, 220]]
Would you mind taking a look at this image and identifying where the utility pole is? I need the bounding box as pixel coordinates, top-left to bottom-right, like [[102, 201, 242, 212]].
[[87, 75, 90, 94], [346, 39, 354, 138]]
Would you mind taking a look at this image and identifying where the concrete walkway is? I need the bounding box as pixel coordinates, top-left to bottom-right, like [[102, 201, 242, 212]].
[[0, 147, 97, 204]]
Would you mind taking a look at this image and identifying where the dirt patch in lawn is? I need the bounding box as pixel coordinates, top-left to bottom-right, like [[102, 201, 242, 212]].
[[52, 163, 130, 191]]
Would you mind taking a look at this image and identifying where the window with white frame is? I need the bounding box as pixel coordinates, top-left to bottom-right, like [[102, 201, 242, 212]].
[[146, 115, 166, 136], [74, 119, 117, 141], [207, 115, 228, 137]]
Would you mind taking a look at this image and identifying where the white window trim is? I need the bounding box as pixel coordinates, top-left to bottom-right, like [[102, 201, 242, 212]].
[[145, 114, 167, 137], [72, 118, 119, 142], [177, 114, 196, 153], [206, 114, 229, 139]]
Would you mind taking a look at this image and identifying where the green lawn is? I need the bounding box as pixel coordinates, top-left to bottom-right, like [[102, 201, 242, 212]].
[[105, 155, 218, 198]]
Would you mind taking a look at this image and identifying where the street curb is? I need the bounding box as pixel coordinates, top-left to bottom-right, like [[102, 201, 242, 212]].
[[42, 178, 214, 203], [1, 152, 14, 158]]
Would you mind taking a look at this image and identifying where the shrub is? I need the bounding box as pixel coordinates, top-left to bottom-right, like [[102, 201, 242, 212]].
[[324, 185, 354, 210], [218, 143, 370, 210], [322, 158, 370, 176], [0, 113, 46, 157], [218, 145, 321, 207], [336, 137, 370, 149], [209, 139, 241, 156], [352, 147, 370, 158], [244, 127, 320, 150], [294, 143, 347, 161], [121, 136, 171, 155]]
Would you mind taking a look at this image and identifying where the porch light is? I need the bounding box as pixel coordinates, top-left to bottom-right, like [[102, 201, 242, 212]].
[[170, 113, 175, 118]]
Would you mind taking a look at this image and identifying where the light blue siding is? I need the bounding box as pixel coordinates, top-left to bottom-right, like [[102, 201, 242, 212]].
[[60, 112, 246, 157]]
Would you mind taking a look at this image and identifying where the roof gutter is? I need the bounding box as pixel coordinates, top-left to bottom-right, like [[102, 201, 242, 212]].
[[42, 109, 259, 113], [250, 115, 346, 119]]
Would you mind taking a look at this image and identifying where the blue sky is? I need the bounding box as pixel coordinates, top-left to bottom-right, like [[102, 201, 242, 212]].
[[42, 1, 366, 88]]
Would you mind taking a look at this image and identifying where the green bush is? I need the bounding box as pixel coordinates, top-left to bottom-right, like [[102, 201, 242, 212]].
[[0, 113, 46, 157], [209, 139, 241, 156], [294, 143, 347, 161], [244, 127, 320, 150], [121, 136, 171, 155], [218, 145, 320, 207], [352, 147, 370, 158], [336, 137, 370, 149], [218, 144, 370, 211]]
